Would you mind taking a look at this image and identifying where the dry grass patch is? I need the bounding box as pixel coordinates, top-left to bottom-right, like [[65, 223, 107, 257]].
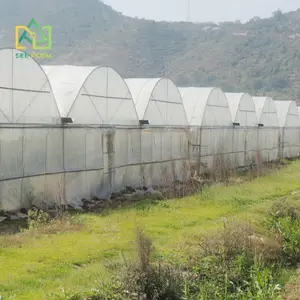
[[0, 213, 84, 248], [187, 218, 282, 266]]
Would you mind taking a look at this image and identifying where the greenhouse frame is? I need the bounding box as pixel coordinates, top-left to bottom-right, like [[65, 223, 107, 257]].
[[125, 77, 190, 186], [179, 87, 233, 170], [225, 93, 258, 166], [253, 97, 279, 161], [275, 100, 300, 158]]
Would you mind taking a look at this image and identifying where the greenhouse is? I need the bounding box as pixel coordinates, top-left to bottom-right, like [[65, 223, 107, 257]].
[[125, 78, 188, 126], [42, 65, 143, 201], [275, 100, 300, 158], [179, 87, 233, 170], [0, 48, 60, 123], [252, 97, 279, 161], [42, 65, 139, 125], [125, 78, 189, 186], [225, 93, 258, 167]]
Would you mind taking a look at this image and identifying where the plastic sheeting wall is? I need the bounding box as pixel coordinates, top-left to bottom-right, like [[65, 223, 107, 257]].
[[226, 93, 258, 166], [189, 127, 266, 172], [179, 87, 234, 171], [275, 101, 300, 158], [0, 125, 191, 211], [1, 122, 300, 211], [253, 97, 279, 162]]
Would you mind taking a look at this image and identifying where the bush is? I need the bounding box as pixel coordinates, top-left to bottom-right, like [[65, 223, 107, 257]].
[[121, 227, 185, 300], [187, 220, 283, 299], [28, 208, 51, 228], [267, 199, 300, 265]]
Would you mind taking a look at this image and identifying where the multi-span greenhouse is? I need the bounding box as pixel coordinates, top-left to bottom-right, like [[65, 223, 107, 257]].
[[1, 48, 300, 211]]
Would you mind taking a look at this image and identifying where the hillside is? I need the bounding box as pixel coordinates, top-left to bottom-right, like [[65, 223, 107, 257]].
[[1, 0, 300, 99]]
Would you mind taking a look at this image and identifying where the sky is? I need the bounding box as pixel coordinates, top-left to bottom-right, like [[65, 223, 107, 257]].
[[102, 0, 300, 23]]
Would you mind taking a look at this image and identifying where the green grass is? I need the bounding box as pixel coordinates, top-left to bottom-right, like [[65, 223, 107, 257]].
[[1, 161, 300, 299]]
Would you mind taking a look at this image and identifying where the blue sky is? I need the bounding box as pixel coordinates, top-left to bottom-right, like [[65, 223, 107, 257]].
[[102, 0, 300, 22]]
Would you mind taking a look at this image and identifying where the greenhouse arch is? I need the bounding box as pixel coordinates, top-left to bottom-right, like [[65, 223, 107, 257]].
[[42, 65, 139, 125], [179, 87, 232, 126], [0, 48, 60, 123], [253, 96, 279, 127], [125, 77, 189, 126], [225, 93, 257, 126]]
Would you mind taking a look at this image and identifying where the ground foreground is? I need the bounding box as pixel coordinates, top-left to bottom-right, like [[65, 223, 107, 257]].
[[1, 162, 300, 299]]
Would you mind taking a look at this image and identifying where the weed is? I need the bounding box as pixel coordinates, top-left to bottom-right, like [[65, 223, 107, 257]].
[[267, 199, 300, 266], [121, 227, 184, 300], [28, 208, 51, 229]]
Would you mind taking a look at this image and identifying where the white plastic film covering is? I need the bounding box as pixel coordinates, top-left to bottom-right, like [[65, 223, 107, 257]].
[[0, 49, 60, 123], [42, 65, 94, 117], [179, 87, 232, 126], [253, 97, 279, 126], [42, 65, 139, 125], [252, 97, 279, 161], [275, 101, 300, 127], [275, 101, 300, 158], [226, 93, 258, 126], [199, 127, 235, 170], [125, 78, 189, 126]]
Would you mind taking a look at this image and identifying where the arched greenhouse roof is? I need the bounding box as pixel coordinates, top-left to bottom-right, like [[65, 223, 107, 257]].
[[225, 93, 257, 126], [179, 87, 232, 126], [275, 100, 300, 127], [0, 48, 60, 123], [252, 97, 279, 127], [125, 78, 189, 126], [42, 65, 139, 125]]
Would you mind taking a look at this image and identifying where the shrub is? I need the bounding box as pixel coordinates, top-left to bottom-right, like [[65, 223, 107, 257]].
[[28, 208, 51, 228], [121, 227, 185, 300], [188, 220, 283, 299], [267, 199, 300, 265]]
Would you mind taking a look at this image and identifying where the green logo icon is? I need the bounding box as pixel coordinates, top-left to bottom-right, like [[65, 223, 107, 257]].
[[16, 18, 52, 50]]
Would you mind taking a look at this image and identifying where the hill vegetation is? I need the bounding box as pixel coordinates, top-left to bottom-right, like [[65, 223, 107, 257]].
[[1, 0, 300, 99]]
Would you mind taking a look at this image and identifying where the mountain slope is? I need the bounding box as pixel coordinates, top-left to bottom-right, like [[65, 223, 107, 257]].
[[1, 0, 300, 99]]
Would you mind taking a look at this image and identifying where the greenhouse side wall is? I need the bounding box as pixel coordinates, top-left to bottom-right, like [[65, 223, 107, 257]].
[[0, 125, 192, 211], [0, 124, 299, 212], [258, 127, 280, 162]]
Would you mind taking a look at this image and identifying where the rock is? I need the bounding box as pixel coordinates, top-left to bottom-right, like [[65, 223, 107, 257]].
[[17, 212, 28, 220], [0, 216, 7, 222]]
